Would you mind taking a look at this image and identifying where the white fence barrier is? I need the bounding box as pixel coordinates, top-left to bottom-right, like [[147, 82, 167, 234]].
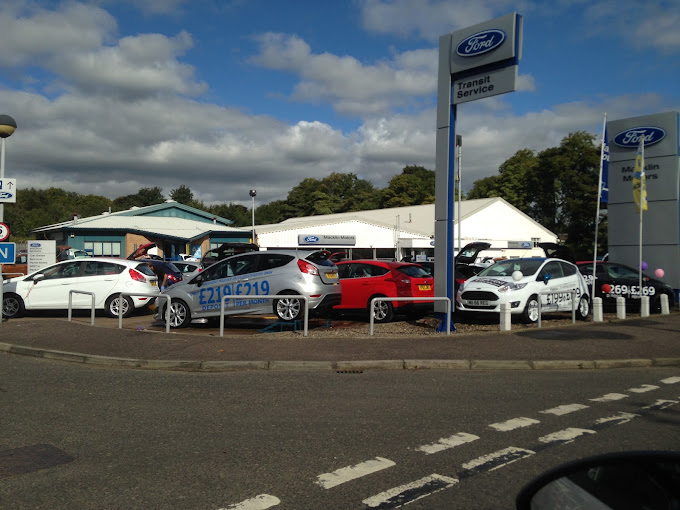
[[119, 293, 171, 334], [220, 294, 309, 337], [369, 297, 451, 336], [68, 290, 96, 326], [592, 297, 603, 322]]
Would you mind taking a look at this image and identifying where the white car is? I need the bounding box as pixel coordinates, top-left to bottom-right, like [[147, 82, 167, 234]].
[[456, 257, 590, 323], [2, 257, 159, 319]]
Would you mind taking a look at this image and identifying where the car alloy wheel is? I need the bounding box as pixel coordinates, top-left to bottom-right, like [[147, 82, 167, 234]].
[[275, 296, 302, 322], [168, 300, 191, 328], [105, 294, 134, 318], [372, 299, 394, 323], [2, 294, 25, 319], [522, 295, 539, 323], [576, 296, 590, 320]]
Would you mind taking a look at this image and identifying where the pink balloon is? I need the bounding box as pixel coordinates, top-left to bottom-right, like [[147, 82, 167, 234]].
[[640, 261, 648, 271], [655, 268, 665, 278]]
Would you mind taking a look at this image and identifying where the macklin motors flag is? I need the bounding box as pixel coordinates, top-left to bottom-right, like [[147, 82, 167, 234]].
[[632, 137, 647, 212], [600, 126, 609, 203]]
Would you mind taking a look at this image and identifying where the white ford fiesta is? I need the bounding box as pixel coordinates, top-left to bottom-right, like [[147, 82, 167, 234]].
[[456, 257, 590, 323], [2, 257, 159, 319]]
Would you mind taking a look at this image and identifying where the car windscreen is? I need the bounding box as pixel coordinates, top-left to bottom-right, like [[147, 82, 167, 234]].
[[477, 259, 544, 278], [397, 265, 429, 278]]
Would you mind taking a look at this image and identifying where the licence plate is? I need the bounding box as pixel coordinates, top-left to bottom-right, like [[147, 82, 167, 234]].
[[326, 273, 338, 279], [418, 284, 431, 291], [467, 300, 489, 306], [151, 281, 157, 287]]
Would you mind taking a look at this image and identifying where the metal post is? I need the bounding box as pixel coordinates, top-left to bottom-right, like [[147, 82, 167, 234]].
[[456, 135, 462, 256], [249, 189, 257, 243]]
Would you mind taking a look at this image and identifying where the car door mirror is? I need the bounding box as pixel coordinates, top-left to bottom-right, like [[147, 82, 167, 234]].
[[542, 273, 552, 285], [33, 274, 45, 283]]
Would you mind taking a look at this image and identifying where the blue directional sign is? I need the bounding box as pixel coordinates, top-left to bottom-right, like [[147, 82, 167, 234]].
[[0, 242, 16, 263], [0, 178, 17, 203]]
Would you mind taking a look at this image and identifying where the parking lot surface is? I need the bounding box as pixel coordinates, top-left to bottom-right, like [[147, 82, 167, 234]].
[[2, 309, 680, 369]]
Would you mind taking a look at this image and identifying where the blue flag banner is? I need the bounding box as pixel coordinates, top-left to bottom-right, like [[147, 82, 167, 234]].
[[601, 126, 609, 203]]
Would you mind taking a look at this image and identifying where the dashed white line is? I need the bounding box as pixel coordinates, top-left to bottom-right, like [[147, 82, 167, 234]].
[[221, 494, 280, 510], [489, 417, 540, 432], [643, 399, 679, 410], [594, 412, 639, 426], [461, 447, 535, 473], [589, 393, 629, 402], [540, 404, 589, 416], [316, 457, 395, 489], [416, 432, 479, 455], [627, 384, 659, 393], [661, 376, 680, 384], [362, 474, 458, 508], [538, 428, 596, 444]]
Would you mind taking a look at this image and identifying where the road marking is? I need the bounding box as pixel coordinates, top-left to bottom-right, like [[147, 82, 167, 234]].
[[416, 432, 479, 455], [539, 404, 589, 416], [661, 376, 680, 384], [589, 393, 628, 402], [460, 447, 535, 477], [316, 457, 395, 489], [538, 428, 596, 445], [627, 384, 659, 393], [362, 474, 458, 508], [594, 412, 638, 426], [489, 417, 540, 432], [643, 399, 678, 411], [221, 494, 280, 510]]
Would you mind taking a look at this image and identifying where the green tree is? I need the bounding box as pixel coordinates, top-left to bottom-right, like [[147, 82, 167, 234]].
[[380, 165, 435, 208], [170, 185, 193, 204], [113, 187, 164, 211]]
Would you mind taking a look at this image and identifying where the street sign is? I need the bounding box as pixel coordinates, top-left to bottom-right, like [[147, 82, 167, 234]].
[[0, 222, 8, 241], [0, 242, 16, 263], [0, 178, 17, 203]]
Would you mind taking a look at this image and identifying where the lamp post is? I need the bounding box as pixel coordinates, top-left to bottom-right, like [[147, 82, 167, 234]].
[[0, 114, 17, 323], [249, 189, 257, 244]]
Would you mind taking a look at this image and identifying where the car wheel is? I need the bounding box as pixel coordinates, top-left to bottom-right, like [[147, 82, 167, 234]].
[[167, 299, 191, 328], [370, 297, 394, 323], [576, 296, 590, 320], [521, 295, 539, 324], [274, 293, 303, 322], [105, 294, 134, 318], [3, 293, 25, 319]]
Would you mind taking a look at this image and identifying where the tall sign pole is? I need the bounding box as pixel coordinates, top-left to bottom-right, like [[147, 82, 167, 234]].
[[434, 14, 522, 330]]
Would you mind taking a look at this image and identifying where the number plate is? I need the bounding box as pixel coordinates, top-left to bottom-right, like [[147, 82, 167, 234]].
[[151, 281, 157, 287], [418, 284, 431, 291], [467, 299, 489, 306], [326, 273, 338, 279]]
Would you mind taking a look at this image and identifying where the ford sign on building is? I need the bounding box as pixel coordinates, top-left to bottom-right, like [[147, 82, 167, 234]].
[[298, 234, 356, 246], [607, 111, 680, 294]]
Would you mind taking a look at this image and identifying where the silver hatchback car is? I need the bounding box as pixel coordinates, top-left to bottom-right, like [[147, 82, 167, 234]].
[[155, 250, 342, 327]]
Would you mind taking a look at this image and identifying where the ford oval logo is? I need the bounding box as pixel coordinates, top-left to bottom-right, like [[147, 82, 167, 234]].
[[0, 192, 13, 200], [30, 243, 41, 247], [304, 236, 319, 243], [456, 29, 506, 57], [613, 126, 666, 148]]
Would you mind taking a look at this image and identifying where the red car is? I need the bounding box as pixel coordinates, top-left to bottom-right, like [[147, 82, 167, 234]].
[[334, 260, 434, 323]]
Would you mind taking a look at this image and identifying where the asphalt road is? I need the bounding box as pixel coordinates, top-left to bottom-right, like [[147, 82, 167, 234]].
[[1, 354, 679, 509]]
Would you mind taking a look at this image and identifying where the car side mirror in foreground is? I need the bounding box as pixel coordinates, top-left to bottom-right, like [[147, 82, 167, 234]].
[[516, 452, 680, 510], [542, 273, 552, 285], [33, 274, 45, 283]]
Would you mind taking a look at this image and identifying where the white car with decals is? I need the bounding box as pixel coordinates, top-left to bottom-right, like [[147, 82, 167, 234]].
[[456, 258, 590, 323]]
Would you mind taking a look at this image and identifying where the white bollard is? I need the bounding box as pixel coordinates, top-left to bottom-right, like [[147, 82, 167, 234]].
[[640, 295, 650, 318], [592, 297, 603, 322], [616, 296, 626, 319], [499, 303, 511, 331], [661, 294, 670, 315]]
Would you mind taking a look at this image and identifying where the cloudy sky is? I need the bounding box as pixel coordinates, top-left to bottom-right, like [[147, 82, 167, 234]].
[[1, 0, 678, 209]]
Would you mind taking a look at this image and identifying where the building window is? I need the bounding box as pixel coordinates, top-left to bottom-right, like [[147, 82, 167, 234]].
[[532, 237, 541, 247], [84, 241, 121, 257]]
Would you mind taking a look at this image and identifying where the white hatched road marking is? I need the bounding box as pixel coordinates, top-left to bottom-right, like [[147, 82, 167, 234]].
[[316, 457, 395, 489], [221, 494, 280, 510], [627, 384, 659, 393], [643, 399, 679, 410], [594, 412, 639, 426], [540, 403, 589, 416], [589, 393, 629, 402], [539, 428, 596, 444], [489, 417, 540, 432], [461, 447, 535, 473], [661, 376, 680, 384], [362, 474, 458, 508], [416, 432, 479, 455]]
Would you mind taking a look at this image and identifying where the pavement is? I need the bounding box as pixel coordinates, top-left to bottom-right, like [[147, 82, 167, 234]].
[[1, 310, 680, 372]]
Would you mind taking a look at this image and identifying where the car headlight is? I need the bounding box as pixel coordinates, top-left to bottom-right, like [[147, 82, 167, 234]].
[[498, 283, 527, 293]]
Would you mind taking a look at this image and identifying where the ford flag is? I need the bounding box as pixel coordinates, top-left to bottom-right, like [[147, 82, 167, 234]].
[[633, 137, 647, 213], [601, 126, 609, 203]]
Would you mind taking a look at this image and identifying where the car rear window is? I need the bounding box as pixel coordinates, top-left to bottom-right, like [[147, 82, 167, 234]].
[[305, 251, 335, 267], [135, 264, 156, 277], [397, 265, 429, 278]]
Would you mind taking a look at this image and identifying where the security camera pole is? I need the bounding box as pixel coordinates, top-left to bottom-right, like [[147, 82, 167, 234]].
[[0, 114, 18, 323]]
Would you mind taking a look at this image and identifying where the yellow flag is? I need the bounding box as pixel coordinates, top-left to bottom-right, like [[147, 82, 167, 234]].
[[632, 137, 647, 212]]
